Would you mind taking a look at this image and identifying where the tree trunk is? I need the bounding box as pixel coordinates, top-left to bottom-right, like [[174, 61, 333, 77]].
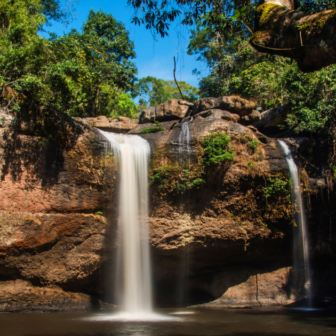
[[250, 0, 336, 72], [90, 85, 99, 117]]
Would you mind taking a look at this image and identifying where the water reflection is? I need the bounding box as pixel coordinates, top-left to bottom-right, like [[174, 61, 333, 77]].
[[1, 307, 335, 336]]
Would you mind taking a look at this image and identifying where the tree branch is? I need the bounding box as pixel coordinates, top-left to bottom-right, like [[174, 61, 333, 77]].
[[173, 56, 185, 100], [250, 0, 336, 72]]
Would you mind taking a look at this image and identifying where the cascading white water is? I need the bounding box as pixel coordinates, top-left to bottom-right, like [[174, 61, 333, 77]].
[[179, 118, 193, 167], [98, 130, 153, 317], [278, 140, 312, 305], [177, 118, 194, 305]]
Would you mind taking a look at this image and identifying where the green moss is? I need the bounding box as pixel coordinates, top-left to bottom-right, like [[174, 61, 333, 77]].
[[257, 3, 284, 26], [140, 125, 164, 134], [297, 10, 336, 35]]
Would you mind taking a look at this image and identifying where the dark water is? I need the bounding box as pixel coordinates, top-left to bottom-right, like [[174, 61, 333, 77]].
[[1, 307, 336, 336]]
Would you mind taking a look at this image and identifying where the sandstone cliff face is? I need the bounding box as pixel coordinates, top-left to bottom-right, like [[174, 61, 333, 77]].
[[0, 110, 119, 311], [0, 114, 116, 213], [0, 108, 334, 311]]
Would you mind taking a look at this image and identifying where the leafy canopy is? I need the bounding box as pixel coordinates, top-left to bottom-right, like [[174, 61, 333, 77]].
[[128, 0, 336, 37], [0, 3, 138, 118]]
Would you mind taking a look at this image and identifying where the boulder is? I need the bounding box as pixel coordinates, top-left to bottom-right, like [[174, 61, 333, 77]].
[[79, 115, 139, 133], [200, 267, 293, 307], [139, 99, 190, 124], [241, 110, 262, 125], [192, 96, 255, 116], [253, 105, 288, 130], [196, 109, 238, 123]]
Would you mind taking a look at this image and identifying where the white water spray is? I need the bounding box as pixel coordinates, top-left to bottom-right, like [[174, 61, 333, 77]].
[[179, 118, 193, 164], [98, 130, 153, 318], [278, 140, 312, 305]]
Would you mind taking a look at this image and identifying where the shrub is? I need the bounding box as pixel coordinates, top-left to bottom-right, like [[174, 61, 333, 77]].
[[263, 177, 291, 199], [249, 139, 259, 150], [150, 165, 205, 194], [200, 132, 235, 165], [140, 126, 165, 134]]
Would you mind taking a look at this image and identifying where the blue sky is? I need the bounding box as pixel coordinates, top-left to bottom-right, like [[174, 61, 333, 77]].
[[42, 0, 207, 87]]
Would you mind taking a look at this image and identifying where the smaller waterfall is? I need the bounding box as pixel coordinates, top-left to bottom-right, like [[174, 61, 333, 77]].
[[278, 140, 312, 305], [179, 118, 193, 165], [177, 118, 194, 305]]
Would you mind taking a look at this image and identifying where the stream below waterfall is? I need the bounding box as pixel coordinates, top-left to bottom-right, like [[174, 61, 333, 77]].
[[2, 307, 336, 336]]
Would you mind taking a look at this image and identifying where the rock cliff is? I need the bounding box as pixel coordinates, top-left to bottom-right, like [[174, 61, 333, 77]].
[[0, 104, 335, 311]]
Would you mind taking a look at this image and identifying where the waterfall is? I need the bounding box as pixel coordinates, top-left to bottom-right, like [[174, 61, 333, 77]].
[[98, 130, 153, 317], [278, 140, 312, 305], [179, 118, 193, 166], [177, 118, 193, 305]]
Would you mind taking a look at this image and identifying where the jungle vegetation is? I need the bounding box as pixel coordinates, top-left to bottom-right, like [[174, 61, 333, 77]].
[[1, 0, 335, 169]]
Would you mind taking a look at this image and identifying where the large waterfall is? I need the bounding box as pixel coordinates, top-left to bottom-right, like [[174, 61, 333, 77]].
[[278, 140, 312, 305], [98, 130, 153, 317]]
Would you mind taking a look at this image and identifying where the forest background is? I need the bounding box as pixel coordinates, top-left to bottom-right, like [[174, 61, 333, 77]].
[[1, 0, 335, 170]]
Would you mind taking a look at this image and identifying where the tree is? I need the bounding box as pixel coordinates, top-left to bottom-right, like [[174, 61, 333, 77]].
[[133, 76, 199, 106], [0, 4, 138, 118], [128, 0, 336, 72]]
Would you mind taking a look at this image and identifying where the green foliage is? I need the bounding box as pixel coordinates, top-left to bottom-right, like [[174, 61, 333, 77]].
[[140, 125, 165, 134], [263, 177, 291, 200], [0, 4, 138, 118], [133, 76, 199, 107], [95, 211, 103, 215], [249, 139, 259, 150], [150, 165, 206, 194], [128, 0, 255, 38], [200, 132, 235, 165], [188, 10, 336, 156], [283, 65, 336, 134], [248, 160, 253, 167]]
